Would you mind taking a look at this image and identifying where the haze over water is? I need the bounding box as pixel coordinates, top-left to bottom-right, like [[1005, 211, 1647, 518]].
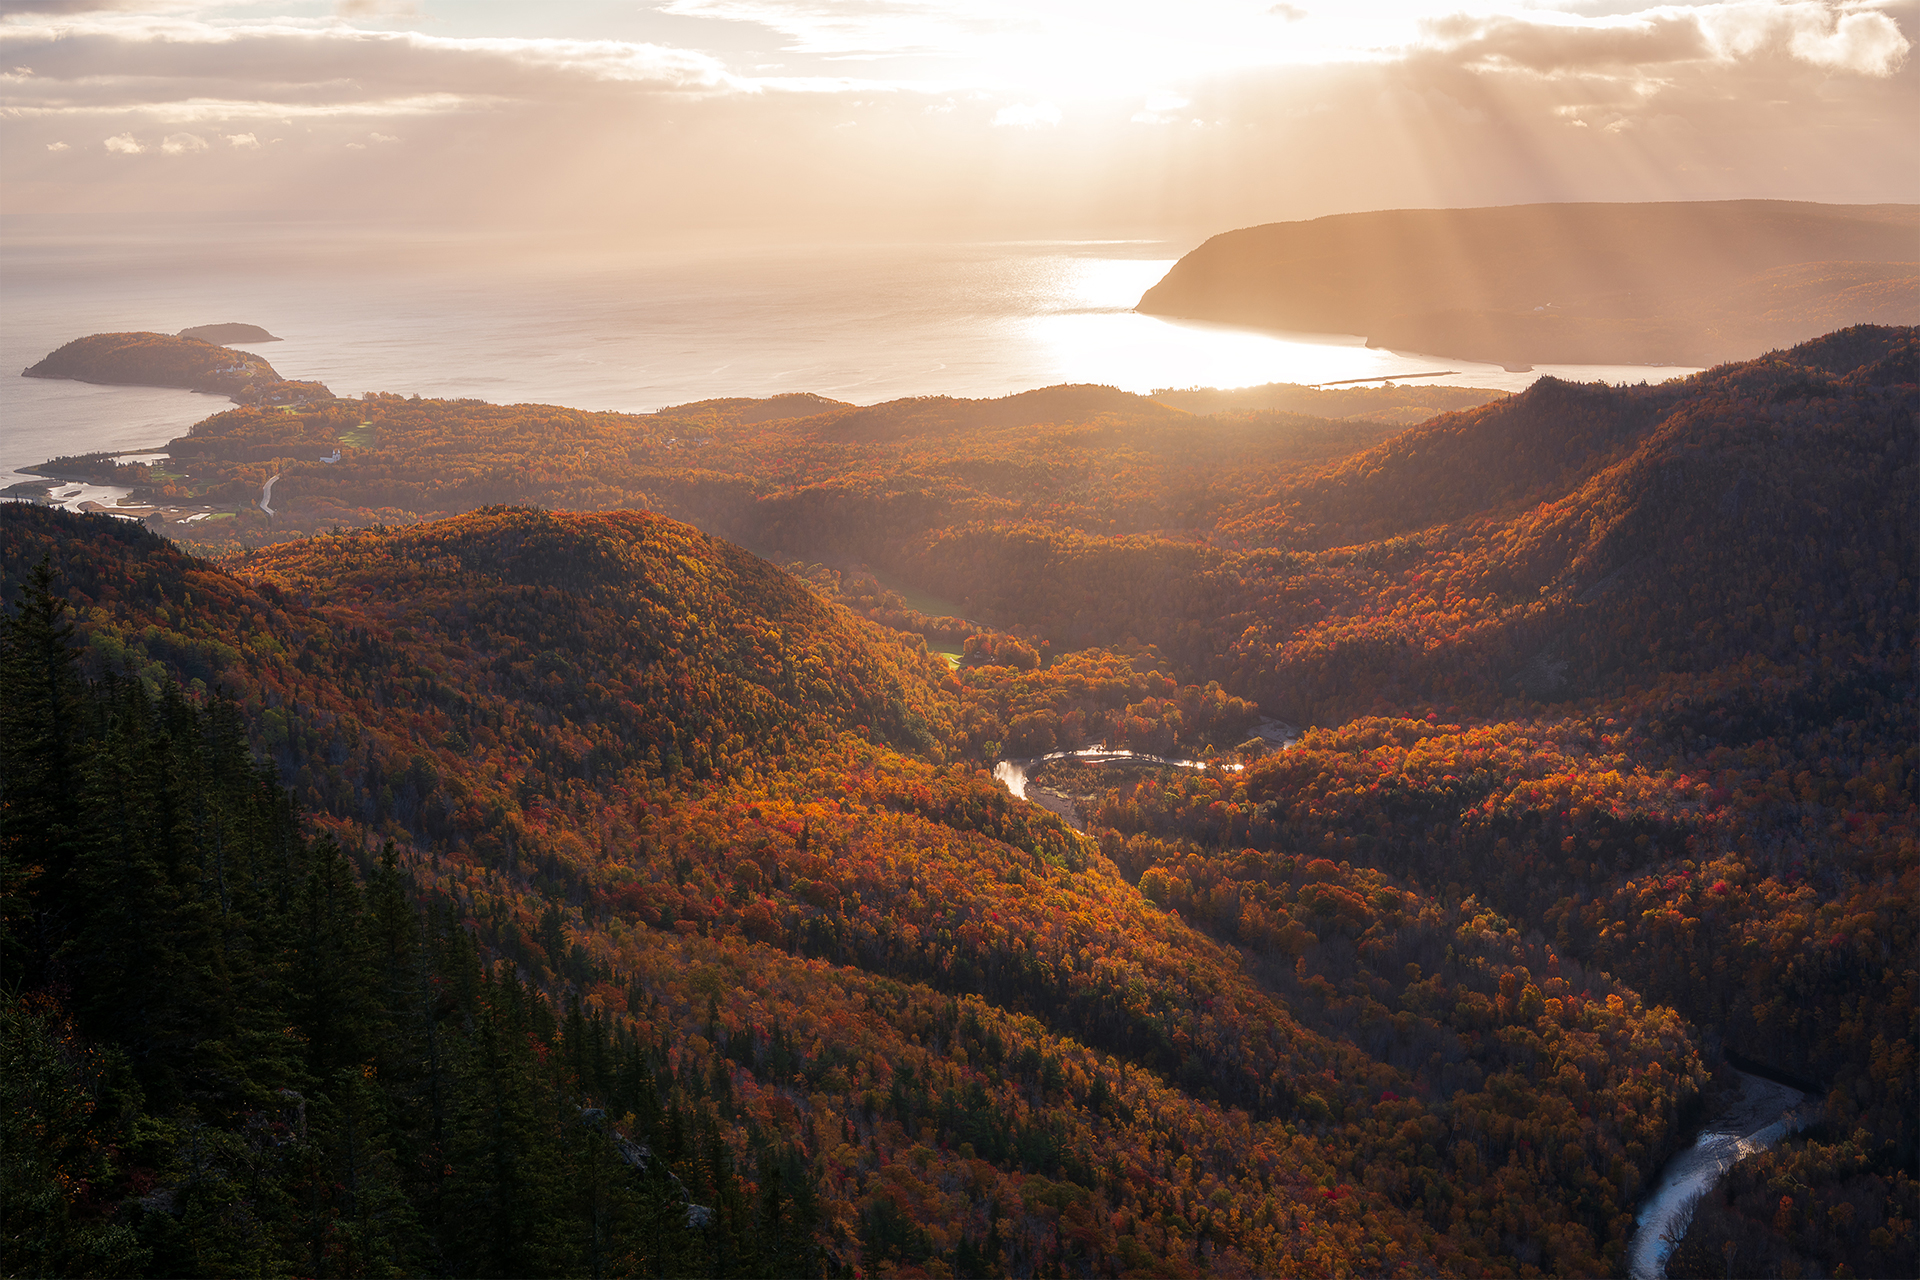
[[2, 231, 1699, 487]]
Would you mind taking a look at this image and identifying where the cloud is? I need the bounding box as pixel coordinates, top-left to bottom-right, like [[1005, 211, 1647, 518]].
[[1789, 8, 1910, 75], [56, 94, 476, 126], [1423, 4, 1912, 80], [660, 0, 1005, 57], [336, 0, 418, 17], [0, 17, 747, 125], [0, 0, 151, 13], [1426, 13, 1712, 73], [652, 0, 1910, 90], [45, 139, 67, 150], [160, 130, 206, 153], [1688, 1, 1912, 73], [992, 100, 1060, 128], [0, 0, 1911, 240]]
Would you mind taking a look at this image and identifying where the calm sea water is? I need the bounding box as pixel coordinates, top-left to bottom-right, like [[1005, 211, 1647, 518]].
[[0, 233, 1699, 487]]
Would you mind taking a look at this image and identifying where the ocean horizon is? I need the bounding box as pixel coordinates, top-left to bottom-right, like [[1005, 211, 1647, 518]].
[[1, 232, 1701, 488]]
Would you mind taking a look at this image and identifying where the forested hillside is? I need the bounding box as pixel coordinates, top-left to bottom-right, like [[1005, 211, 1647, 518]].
[[1, 568, 814, 1277], [4, 326, 1913, 1278], [5, 504, 1713, 1278], [64, 331, 1913, 735]]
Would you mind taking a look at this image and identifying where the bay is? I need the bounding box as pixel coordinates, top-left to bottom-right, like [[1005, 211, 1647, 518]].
[[1, 230, 1701, 488]]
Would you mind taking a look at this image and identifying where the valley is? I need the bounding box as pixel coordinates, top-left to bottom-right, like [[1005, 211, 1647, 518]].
[[2, 327, 1914, 1279]]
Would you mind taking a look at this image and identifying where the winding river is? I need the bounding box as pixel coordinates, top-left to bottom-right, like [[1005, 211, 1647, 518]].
[[1625, 1069, 1817, 1280], [991, 745, 1240, 801], [992, 746, 1250, 831], [992, 750, 1814, 1280]]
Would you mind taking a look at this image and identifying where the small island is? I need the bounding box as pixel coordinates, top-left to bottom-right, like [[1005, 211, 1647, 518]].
[[177, 322, 280, 345], [21, 331, 329, 405]]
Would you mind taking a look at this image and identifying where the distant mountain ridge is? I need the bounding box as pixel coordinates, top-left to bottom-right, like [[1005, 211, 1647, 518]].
[[1137, 200, 1919, 367]]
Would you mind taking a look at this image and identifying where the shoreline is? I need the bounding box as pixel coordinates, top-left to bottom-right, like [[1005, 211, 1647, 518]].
[[1133, 308, 1708, 382], [1625, 1069, 1817, 1280]]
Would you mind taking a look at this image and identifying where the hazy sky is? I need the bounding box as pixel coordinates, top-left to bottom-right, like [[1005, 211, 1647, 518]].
[[2, 0, 1915, 240]]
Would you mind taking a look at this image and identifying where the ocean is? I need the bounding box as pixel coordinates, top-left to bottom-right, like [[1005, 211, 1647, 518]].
[[1, 231, 1700, 489]]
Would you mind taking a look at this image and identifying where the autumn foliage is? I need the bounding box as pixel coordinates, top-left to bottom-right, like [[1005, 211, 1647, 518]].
[[3, 325, 1913, 1278]]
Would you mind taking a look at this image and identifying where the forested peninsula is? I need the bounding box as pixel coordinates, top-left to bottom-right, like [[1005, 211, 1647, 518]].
[[1136, 201, 1919, 368], [3, 326, 1913, 1279], [22, 331, 328, 406]]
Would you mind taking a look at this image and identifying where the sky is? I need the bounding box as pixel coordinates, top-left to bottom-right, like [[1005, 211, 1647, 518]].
[[1, 0, 1915, 242]]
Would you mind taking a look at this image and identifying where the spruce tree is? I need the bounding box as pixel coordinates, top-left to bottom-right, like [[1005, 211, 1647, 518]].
[[0, 558, 88, 984]]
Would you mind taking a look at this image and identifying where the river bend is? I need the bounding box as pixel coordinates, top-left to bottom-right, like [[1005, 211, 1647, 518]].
[[995, 745, 1803, 1280], [1626, 1069, 1816, 1280]]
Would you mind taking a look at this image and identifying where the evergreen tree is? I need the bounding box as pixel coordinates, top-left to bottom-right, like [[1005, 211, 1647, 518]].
[[443, 968, 554, 1278], [0, 556, 838, 1278], [290, 836, 380, 1084], [0, 558, 88, 984], [0, 992, 148, 1278]]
